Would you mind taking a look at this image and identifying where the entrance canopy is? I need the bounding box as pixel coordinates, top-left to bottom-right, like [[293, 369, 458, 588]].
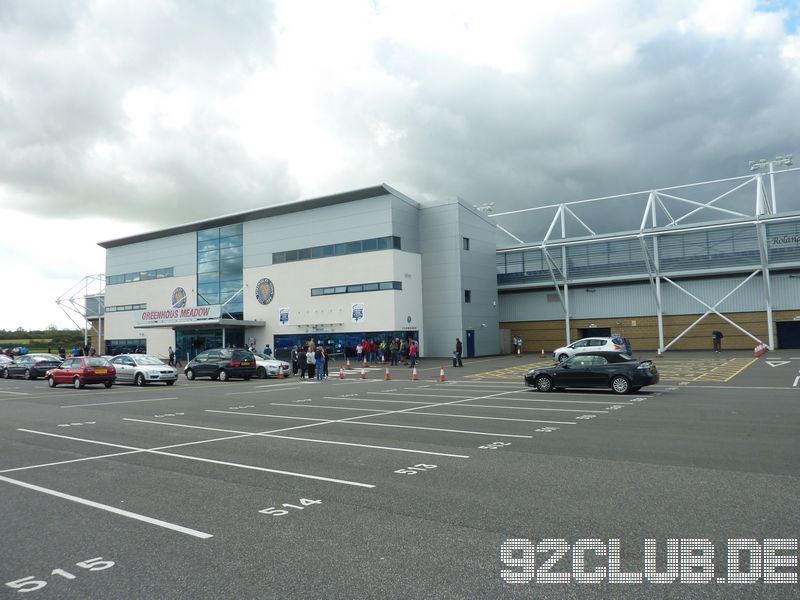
[[132, 304, 264, 329]]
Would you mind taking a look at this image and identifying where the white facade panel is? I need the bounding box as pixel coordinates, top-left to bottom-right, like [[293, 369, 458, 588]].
[[106, 232, 196, 278], [243, 195, 395, 269]]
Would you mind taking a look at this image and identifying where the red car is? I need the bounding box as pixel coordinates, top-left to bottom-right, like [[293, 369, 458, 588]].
[[46, 356, 116, 389]]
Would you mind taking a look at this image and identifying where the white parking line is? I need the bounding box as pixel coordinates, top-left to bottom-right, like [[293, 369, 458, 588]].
[[474, 396, 633, 405], [207, 410, 533, 438], [0, 390, 29, 395], [123, 418, 470, 458], [17, 429, 375, 488], [225, 387, 301, 395], [450, 403, 607, 413], [0, 474, 213, 539], [322, 396, 431, 405], [61, 397, 178, 408], [271, 403, 387, 412]]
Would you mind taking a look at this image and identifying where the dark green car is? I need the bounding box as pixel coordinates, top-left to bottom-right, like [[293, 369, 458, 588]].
[[184, 348, 256, 381]]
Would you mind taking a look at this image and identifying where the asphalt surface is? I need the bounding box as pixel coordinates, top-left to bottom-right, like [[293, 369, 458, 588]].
[[1, 351, 799, 599]]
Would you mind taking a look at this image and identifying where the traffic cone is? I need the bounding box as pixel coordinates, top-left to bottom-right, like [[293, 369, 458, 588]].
[[346, 357, 352, 370], [278, 369, 285, 379], [540, 349, 545, 359], [360, 368, 367, 380], [338, 367, 345, 379], [384, 368, 391, 380], [517, 347, 521, 356], [438, 366, 446, 382], [411, 367, 419, 381]]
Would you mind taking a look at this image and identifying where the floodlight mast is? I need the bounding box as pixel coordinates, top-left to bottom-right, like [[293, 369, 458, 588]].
[[749, 155, 793, 214]]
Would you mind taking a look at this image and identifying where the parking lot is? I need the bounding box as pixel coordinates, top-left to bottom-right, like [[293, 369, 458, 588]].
[[1, 353, 799, 598]]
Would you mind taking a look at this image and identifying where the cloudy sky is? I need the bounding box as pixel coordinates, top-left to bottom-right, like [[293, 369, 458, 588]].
[[1, 0, 799, 330]]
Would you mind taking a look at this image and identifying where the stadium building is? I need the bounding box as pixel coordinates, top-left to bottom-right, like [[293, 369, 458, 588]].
[[95, 185, 499, 362], [81, 167, 800, 360]]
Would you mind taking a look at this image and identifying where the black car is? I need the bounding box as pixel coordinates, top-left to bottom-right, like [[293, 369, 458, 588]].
[[2, 354, 63, 380], [184, 348, 256, 381], [524, 351, 659, 394]]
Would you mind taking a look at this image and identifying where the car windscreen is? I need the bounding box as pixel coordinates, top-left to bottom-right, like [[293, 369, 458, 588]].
[[86, 358, 111, 367], [136, 356, 165, 365]]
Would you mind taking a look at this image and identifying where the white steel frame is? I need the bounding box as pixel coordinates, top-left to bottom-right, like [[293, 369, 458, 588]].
[[492, 167, 800, 354], [56, 274, 106, 347]]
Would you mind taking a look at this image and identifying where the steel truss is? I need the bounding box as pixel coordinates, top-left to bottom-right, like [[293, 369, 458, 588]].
[[56, 274, 106, 348], [492, 167, 800, 353]]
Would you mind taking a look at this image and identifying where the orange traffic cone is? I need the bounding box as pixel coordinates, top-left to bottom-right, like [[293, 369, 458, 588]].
[[517, 347, 521, 356], [540, 348, 545, 359], [338, 367, 345, 379], [438, 366, 446, 382], [360, 368, 367, 380], [411, 367, 419, 381], [278, 369, 285, 379], [384, 368, 391, 380], [346, 357, 352, 370]]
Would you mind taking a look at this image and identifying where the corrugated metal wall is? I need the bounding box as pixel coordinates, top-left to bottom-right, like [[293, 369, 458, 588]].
[[499, 272, 800, 321]]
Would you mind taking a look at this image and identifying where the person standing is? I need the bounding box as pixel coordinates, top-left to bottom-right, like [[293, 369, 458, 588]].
[[291, 346, 299, 375], [58, 346, 66, 360], [390, 339, 399, 366], [306, 347, 316, 379], [323, 347, 330, 378], [409, 340, 417, 368], [454, 338, 463, 367], [168, 346, 175, 366], [264, 344, 273, 357], [298, 348, 307, 379], [315, 347, 324, 380], [356, 341, 363, 363], [712, 330, 723, 353]]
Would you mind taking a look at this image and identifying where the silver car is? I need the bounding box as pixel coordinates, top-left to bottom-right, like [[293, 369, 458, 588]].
[[552, 337, 626, 362], [109, 354, 178, 386], [253, 352, 291, 378]]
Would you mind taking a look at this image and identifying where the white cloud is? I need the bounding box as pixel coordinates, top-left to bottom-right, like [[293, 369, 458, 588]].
[[0, 0, 798, 330]]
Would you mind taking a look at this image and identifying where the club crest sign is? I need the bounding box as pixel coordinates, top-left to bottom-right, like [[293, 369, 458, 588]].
[[255, 278, 275, 305], [171, 287, 187, 308]]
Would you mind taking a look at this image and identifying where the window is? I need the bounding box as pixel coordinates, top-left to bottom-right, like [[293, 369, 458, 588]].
[[464, 290, 471, 303], [273, 236, 402, 264], [107, 268, 173, 285], [197, 224, 243, 315], [310, 281, 402, 296], [463, 237, 470, 251]]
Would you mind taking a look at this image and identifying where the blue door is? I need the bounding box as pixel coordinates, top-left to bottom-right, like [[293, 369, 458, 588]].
[[466, 330, 475, 358]]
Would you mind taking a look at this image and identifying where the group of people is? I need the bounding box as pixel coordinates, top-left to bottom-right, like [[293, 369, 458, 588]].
[[355, 338, 419, 367], [512, 336, 523, 355], [291, 342, 330, 380], [58, 345, 96, 359]]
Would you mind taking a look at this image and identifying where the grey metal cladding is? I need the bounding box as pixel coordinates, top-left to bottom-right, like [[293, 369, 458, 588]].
[[106, 232, 196, 278]]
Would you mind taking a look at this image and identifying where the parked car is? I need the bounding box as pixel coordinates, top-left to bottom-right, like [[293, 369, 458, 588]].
[[525, 351, 659, 394], [552, 336, 627, 362], [46, 356, 116, 389], [109, 354, 178, 386], [253, 352, 291, 378], [2, 354, 63, 380], [184, 348, 256, 381]]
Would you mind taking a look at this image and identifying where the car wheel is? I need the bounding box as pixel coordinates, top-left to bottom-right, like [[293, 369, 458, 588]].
[[24, 369, 32, 380], [185, 369, 195, 381], [135, 373, 146, 387], [256, 366, 267, 379], [166, 380, 175, 386], [73, 377, 83, 389], [611, 376, 631, 394], [557, 354, 569, 362], [104, 381, 113, 388], [47, 376, 57, 388], [218, 370, 229, 382], [2, 369, 8, 379], [535, 375, 553, 392]]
